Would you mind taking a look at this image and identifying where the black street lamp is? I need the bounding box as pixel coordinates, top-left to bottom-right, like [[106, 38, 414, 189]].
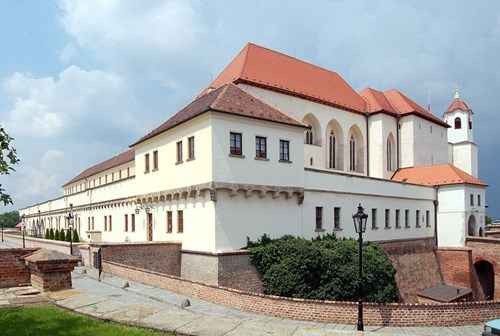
[[37, 209, 41, 237], [67, 203, 74, 255], [21, 215, 26, 248], [352, 203, 368, 332]]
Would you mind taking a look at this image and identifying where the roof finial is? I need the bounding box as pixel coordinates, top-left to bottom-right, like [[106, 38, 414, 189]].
[[454, 88, 460, 99]]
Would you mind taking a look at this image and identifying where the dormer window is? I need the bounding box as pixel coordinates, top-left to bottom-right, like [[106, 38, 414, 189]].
[[454, 117, 462, 129]]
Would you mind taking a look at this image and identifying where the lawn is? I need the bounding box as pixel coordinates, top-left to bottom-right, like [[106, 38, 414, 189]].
[[0, 304, 172, 336]]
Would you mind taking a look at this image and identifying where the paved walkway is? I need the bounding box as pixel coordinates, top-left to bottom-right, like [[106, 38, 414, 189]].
[[0, 241, 485, 335]]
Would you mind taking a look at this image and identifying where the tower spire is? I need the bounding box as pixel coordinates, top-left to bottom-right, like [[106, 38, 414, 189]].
[[454, 88, 460, 99]]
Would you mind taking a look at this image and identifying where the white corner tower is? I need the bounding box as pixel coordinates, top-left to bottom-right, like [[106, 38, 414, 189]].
[[444, 89, 478, 177]]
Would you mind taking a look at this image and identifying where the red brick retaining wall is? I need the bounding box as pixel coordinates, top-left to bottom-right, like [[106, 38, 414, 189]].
[[467, 237, 500, 300], [0, 248, 38, 288], [103, 260, 500, 327]]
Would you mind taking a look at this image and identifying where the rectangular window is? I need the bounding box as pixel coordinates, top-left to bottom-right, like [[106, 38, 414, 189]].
[[119, 170, 122, 179], [333, 207, 341, 230], [416, 210, 421, 228], [87, 217, 91, 231], [385, 209, 390, 229], [470, 194, 474, 206], [127, 167, 130, 178], [371, 208, 377, 229], [478, 194, 481, 206], [165, 211, 173, 233], [131, 214, 135, 232], [124, 214, 128, 232], [105, 175, 108, 183], [153, 150, 158, 170], [188, 136, 195, 160], [426, 210, 431, 228], [395, 209, 401, 229], [176, 141, 183, 163], [230, 132, 242, 156], [177, 210, 184, 233], [145, 153, 150, 173], [91, 217, 94, 230], [405, 210, 410, 228], [108, 215, 112, 231], [104, 216, 107, 231], [279, 140, 290, 162], [99, 177, 102, 185], [315, 206, 323, 231], [255, 136, 267, 159]]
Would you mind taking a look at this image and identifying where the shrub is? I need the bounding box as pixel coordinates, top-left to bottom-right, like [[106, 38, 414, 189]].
[[72, 229, 79, 242], [45, 229, 50, 239], [65, 229, 72, 242], [59, 229, 65, 241], [248, 234, 398, 303], [49, 228, 54, 240], [54, 229, 60, 241]]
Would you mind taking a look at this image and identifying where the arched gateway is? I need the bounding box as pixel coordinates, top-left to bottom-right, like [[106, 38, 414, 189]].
[[474, 260, 495, 300]]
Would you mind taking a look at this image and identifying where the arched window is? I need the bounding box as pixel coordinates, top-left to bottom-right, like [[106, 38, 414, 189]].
[[349, 136, 356, 171], [387, 139, 392, 171], [386, 133, 396, 172], [302, 114, 321, 145], [454, 117, 462, 129], [328, 131, 336, 169]]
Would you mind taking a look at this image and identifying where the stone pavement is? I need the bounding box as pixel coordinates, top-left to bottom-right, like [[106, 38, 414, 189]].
[[44, 268, 482, 336]]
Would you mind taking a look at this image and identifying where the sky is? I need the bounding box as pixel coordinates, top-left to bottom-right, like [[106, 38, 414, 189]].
[[0, 0, 499, 217]]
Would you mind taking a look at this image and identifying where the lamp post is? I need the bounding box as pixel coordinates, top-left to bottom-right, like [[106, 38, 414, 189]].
[[1, 215, 4, 243], [37, 209, 41, 237], [352, 203, 368, 332], [21, 215, 26, 248], [67, 203, 74, 255]]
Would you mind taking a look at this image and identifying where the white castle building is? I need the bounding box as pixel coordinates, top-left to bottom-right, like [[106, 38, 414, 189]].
[[20, 43, 487, 259]]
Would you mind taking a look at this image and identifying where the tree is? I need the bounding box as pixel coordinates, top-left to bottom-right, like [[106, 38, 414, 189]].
[[45, 228, 50, 239], [49, 228, 55, 240], [0, 126, 20, 205], [0, 210, 20, 228], [54, 229, 60, 241], [59, 229, 65, 241]]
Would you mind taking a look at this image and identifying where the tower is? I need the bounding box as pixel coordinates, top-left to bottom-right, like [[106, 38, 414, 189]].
[[444, 89, 478, 177]]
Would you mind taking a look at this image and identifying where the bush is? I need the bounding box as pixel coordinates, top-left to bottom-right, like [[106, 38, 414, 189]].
[[65, 229, 72, 242], [54, 229, 60, 241], [59, 229, 65, 241], [72, 229, 79, 243], [49, 228, 54, 240], [248, 234, 398, 303], [45, 229, 50, 239]]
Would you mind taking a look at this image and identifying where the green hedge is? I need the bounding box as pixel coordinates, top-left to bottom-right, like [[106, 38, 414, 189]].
[[247, 234, 398, 303]]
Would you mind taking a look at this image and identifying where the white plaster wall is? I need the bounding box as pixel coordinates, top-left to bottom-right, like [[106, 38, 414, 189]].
[[452, 142, 478, 177], [133, 113, 213, 195], [239, 84, 368, 174], [445, 110, 473, 143], [211, 112, 304, 187], [368, 114, 398, 179]]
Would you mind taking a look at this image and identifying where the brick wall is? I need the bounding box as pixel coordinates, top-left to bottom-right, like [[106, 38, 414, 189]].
[[102, 260, 500, 327], [379, 238, 442, 302], [436, 248, 474, 289], [95, 242, 181, 276], [466, 237, 500, 300], [0, 248, 38, 288]]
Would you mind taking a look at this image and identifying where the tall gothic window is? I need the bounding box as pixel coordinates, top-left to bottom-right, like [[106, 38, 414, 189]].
[[305, 129, 313, 145], [387, 138, 393, 171], [454, 117, 462, 129], [328, 131, 336, 169], [349, 136, 356, 171]]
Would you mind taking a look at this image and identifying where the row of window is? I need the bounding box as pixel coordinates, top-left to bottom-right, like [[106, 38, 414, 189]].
[[470, 194, 481, 207], [315, 207, 431, 231], [66, 167, 132, 195], [144, 137, 196, 173], [86, 212, 184, 234], [230, 132, 291, 162]]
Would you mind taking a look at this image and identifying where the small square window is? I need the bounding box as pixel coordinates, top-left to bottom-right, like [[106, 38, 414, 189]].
[[230, 132, 242, 156], [279, 140, 290, 162], [255, 136, 267, 159]]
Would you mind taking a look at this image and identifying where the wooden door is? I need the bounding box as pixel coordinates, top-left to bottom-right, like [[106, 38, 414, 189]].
[[147, 213, 153, 241]]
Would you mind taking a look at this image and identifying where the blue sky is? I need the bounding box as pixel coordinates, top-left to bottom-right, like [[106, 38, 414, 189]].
[[0, 1, 499, 217]]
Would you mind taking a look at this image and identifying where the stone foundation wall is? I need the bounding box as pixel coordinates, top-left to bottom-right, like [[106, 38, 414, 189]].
[[94, 242, 182, 276], [379, 238, 442, 302], [0, 248, 38, 288], [102, 260, 500, 327]]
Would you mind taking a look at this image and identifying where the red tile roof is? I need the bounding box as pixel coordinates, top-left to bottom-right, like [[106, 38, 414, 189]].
[[360, 88, 449, 127], [204, 43, 367, 113], [131, 83, 306, 147], [63, 149, 134, 187], [391, 164, 487, 187], [446, 98, 471, 113]]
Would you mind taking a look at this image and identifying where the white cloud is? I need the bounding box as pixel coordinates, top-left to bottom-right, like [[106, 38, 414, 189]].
[[3, 65, 141, 138]]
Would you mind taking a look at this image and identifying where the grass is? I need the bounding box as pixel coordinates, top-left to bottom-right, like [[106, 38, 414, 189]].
[[0, 304, 172, 336]]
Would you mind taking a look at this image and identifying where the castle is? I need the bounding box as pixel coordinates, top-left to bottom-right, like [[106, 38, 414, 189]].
[[20, 43, 486, 284]]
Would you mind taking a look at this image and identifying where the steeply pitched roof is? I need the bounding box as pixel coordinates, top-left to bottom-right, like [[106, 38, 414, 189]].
[[204, 43, 367, 113], [446, 98, 471, 114], [131, 83, 305, 147], [391, 164, 487, 187], [360, 88, 449, 127], [63, 149, 134, 187]]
